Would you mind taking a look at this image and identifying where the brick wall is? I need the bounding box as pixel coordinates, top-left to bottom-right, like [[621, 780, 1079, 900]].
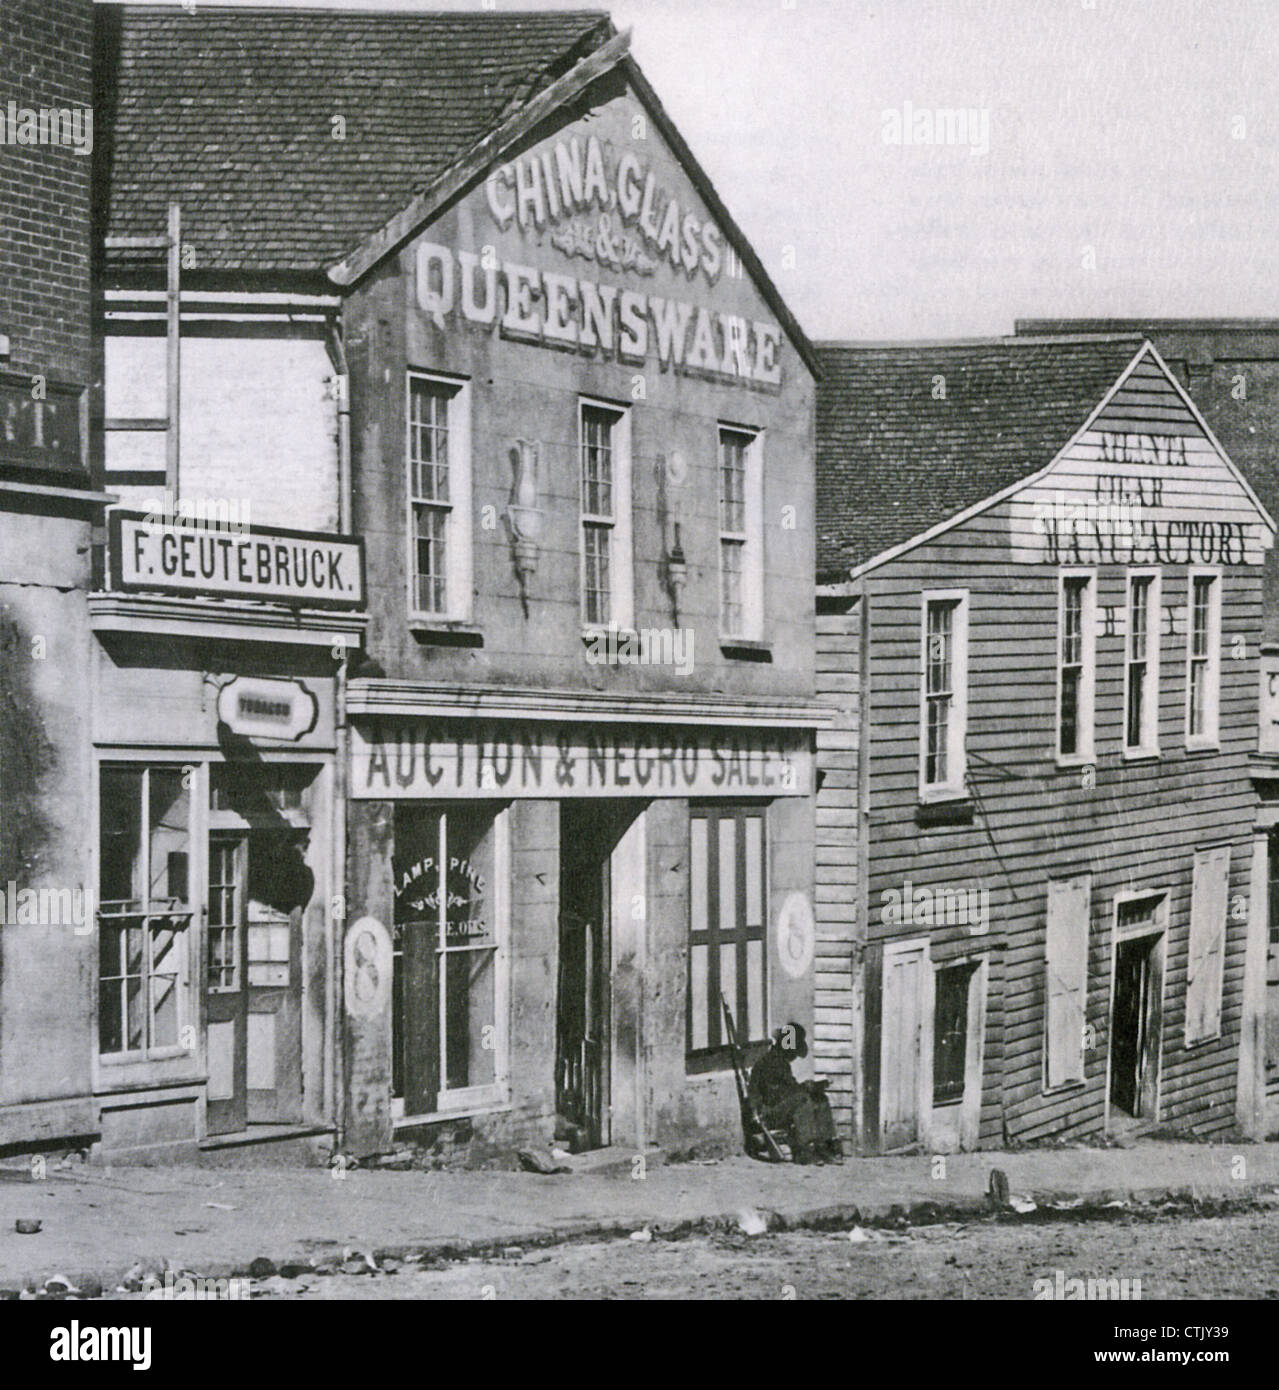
[[0, 0, 93, 384]]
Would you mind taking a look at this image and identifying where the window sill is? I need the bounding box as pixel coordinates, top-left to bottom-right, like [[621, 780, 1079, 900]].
[[1041, 1079, 1087, 1097], [1185, 738, 1220, 755], [720, 639, 773, 663], [916, 797, 974, 829], [1055, 752, 1095, 770], [392, 1092, 509, 1129], [1121, 747, 1161, 763], [409, 621, 483, 648]]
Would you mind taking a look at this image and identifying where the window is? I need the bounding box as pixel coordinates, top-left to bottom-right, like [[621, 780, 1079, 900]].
[[579, 400, 632, 628], [933, 962, 978, 1105], [718, 427, 764, 639], [1186, 572, 1221, 747], [1044, 873, 1090, 1089], [1057, 571, 1096, 761], [407, 372, 472, 621], [1186, 846, 1230, 1045], [687, 805, 767, 1065], [97, 765, 193, 1058], [1124, 570, 1160, 754], [920, 591, 969, 798], [392, 804, 508, 1116]]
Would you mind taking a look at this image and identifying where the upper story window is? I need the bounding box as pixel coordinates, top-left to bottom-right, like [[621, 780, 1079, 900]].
[[920, 590, 969, 800], [407, 371, 472, 622], [579, 400, 632, 629], [1057, 571, 1096, 762], [1124, 570, 1160, 756], [1186, 571, 1222, 748], [718, 427, 764, 641]]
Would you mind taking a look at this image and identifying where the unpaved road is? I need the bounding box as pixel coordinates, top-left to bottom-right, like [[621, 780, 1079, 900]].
[[236, 1207, 1279, 1299]]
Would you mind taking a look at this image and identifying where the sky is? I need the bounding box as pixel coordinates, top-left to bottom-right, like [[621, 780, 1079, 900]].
[[100, 0, 1279, 341]]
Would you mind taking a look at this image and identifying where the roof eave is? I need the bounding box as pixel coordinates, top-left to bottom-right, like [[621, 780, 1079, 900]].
[[326, 28, 633, 289]]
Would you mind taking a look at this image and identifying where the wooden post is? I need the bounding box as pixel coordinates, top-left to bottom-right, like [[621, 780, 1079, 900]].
[[166, 201, 181, 499]]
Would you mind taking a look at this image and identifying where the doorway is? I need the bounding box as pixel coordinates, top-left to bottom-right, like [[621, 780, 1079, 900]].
[[205, 828, 308, 1134], [879, 938, 929, 1151], [556, 803, 621, 1151], [1109, 900, 1165, 1124]]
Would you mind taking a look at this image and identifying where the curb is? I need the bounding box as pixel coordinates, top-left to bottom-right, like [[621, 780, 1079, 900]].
[[6, 1177, 1278, 1297]]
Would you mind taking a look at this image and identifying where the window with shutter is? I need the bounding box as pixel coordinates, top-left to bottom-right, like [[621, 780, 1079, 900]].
[[1044, 874, 1090, 1089], [1186, 845, 1230, 1045]]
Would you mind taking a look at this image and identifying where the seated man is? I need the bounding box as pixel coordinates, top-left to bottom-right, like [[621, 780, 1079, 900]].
[[748, 1022, 842, 1164]]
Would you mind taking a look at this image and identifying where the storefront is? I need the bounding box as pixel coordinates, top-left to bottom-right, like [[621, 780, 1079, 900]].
[[342, 699, 819, 1158], [88, 521, 365, 1161], [322, 26, 822, 1162], [815, 336, 1276, 1152]]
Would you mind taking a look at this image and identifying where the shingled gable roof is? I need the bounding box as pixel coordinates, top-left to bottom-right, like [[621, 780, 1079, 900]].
[[99, 5, 615, 278], [98, 4, 820, 376], [814, 334, 1159, 583]]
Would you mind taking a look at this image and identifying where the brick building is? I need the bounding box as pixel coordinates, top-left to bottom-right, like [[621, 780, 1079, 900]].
[[0, 0, 107, 1156], [26, 4, 822, 1166]]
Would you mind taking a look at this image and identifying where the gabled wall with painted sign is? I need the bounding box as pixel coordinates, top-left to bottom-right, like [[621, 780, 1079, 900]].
[[346, 65, 816, 698], [1009, 346, 1274, 567]]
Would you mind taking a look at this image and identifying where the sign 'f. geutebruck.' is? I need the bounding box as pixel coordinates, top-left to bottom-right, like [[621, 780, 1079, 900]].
[[109, 511, 365, 609]]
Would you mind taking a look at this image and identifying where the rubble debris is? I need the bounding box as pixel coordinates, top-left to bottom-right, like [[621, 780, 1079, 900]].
[[737, 1208, 768, 1236], [13, 1219, 41, 1234], [516, 1147, 570, 1175]]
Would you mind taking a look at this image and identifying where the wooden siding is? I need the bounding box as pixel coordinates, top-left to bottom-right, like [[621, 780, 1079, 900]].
[[815, 608, 861, 1137], [816, 347, 1270, 1150]]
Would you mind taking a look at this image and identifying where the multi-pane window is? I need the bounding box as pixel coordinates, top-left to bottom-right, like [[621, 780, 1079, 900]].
[[407, 372, 471, 621], [687, 805, 767, 1064], [1058, 572, 1095, 760], [1125, 572, 1159, 753], [408, 377, 452, 614], [933, 963, 977, 1105], [718, 427, 763, 640], [921, 592, 968, 795], [207, 838, 240, 993], [1187, 573, 1220, 745], [580, 404, 618, 626], [719, 429, 749, 635], [392, 805, 504, 1114], [97, 765, 193, 1057]]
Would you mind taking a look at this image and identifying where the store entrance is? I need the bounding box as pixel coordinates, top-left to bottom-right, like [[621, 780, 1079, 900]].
[[555, 803, 617, 1151], [205, 764, 315, 1137]]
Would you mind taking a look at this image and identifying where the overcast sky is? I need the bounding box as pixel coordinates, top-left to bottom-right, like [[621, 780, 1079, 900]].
[[106, 0, 1279, 341]]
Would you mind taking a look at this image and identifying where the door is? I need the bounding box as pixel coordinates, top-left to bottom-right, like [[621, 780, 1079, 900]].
[[244, 829, 306, 1124], [556, 803, 611, 1149], [205, 829, 307, 1133], [206, 835, 247, 1136], [1111, 935, 1156, 1118], [880, 940, 928, 1151]]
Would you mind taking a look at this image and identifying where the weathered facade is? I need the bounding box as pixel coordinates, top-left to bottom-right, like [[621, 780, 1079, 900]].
[[338, 36, 823, 1163], [815, 337, 1274, 1152], [8, 5, 823, 1167], [0, 0, 105, 1155], [1018, 318, 1279, 1137]]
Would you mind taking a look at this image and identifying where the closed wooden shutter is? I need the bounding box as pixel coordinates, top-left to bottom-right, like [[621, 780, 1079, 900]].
[[1186, 846, 1230, 1044], [1045, 874, 1090, 1088]]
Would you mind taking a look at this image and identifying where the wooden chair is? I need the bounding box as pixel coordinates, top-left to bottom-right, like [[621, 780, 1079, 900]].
[[720, 993, 788, 1162]]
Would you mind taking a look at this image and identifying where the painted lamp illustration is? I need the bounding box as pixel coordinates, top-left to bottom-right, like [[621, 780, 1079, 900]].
[[507, 437, 544, 613]]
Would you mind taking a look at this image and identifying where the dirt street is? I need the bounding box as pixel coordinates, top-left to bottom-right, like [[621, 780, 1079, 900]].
[[225, 1206, 1279, 1300]]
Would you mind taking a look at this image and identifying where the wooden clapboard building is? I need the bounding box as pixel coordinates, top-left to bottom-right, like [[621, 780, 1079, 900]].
[[814, 335, 1275, 1152]]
